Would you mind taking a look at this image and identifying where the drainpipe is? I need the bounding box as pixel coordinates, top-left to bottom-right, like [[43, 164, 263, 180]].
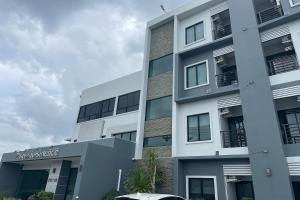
[[117, 169, 122, 192]]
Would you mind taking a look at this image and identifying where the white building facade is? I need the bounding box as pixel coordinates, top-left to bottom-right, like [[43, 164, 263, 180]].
[[136, 0, 300, 199]]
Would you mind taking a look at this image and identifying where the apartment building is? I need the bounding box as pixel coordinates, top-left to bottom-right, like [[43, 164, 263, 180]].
[[136, 0, 300, 199], [0, 71, 142, 200], [1, 0, 300, 200]]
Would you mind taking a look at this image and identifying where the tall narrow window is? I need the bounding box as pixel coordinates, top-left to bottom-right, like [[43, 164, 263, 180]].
[[186, 22, 204, 45], [186, 62, 208, 89], [187, 177, 216, 200], [187, 113, 211, 142]]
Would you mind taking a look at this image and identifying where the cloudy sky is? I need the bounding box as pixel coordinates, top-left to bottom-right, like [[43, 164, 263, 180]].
[[0, 0, 190, 158]]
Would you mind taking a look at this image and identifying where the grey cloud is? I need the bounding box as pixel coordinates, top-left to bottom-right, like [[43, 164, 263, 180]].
[[0, 0, 189, 158]]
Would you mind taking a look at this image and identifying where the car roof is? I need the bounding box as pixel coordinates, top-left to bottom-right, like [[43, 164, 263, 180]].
[[116, 193, 184, 200]]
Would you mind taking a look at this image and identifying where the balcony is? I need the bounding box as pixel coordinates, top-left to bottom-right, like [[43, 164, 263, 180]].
[[212, 9, 232, 40], [257, 5, 283, 24], [263, 34, 299, 76], [254, 0, 283, 24], [221, 128, 247, 148], [267, 53, 299, 76], [282, 123, 300, 144], [213, 24, 232, 40], [216, 70, 238, 88], [220, 112, 247, 148]]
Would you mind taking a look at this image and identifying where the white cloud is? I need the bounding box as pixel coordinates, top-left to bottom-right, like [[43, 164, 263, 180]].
[[0, 0, 189, 159]]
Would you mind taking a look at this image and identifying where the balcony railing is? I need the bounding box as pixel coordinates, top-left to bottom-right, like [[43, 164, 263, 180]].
[[213, 24, 232, 40], [282, 123, 300, 144], [216, 70, 238, 87], [257, 5, 283, 24], [221, 128, 247, 148], [267, 53, 299, 76]]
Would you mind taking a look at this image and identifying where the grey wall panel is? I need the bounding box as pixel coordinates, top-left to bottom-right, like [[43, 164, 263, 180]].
[[144, 117, 172, 138], [147, 71, 173, 100], [229, 0, 294, 199], [1, 138, 116, 163], [175, 46, 239, 102], [149, 21, 174, 61], [174, 158, 249, 199], [281, 0, 300, 16], [73, 140, 135, 200], [0, 163, 23, 196]]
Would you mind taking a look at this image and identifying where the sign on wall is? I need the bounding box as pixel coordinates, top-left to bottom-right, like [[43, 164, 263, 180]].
[[16, 148, 60, 161]]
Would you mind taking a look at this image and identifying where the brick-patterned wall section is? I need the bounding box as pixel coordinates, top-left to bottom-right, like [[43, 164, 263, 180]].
[[147, 71, 173, 100], [144, 118, 172, 138], [142, 19, 174, 194], [149, 21, 174, 61], [143, 146, 172, 158]]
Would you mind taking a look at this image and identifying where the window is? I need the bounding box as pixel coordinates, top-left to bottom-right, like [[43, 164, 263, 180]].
[[146, 96, 172, 121], [186, 22, 204, 45], [187, 113, 211, 142], [187, 177, 217, 200], [77, 98, 115, 123], [117, 91, 140, 114], [143, 135, 172, 147], [113, 131, 136, 142], [185, 61, 208, 89], [290, 0, 300, 6], [149, 54, 173, 77]]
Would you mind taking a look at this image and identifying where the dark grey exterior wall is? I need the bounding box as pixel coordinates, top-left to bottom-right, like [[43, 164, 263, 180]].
[[281, 0, 300, 15], [229, 0, 294, 200], [174, 41, 239, 104], [173, 158, 249, 199], [0, 138, 135, 200], [73, 139, 135, 200], [0, 163, 23, 196]]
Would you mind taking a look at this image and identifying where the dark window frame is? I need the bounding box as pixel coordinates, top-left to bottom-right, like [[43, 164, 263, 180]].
[[185, 21, 204, 45], [185, 61, 208, 89], [113, 131, 137, 142], [143, 134, 172, 147], [188, 177, 216, 200], [148, 54, 173, 77], [116, 91, 140, 115], [77, 97, 116, 123], [187, 113, 211, 142], [145, 95, 172, 121]]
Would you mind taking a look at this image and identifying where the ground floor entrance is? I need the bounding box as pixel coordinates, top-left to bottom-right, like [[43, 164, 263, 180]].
[[293, 182, 300, 200], [235, 181, 255, 200], [65, 168, 78, 200], [17, 170, 49, 200]]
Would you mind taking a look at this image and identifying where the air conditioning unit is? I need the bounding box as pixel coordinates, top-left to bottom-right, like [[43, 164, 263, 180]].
[[212, 14, 221, 22], [284, 46, 293, 52], [226, 176, 239, 182], [215, 56, 225, 64], [281, 36, 292, 44], [220, 108, 231, 116]]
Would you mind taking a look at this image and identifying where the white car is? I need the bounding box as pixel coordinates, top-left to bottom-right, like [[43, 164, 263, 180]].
[[116, 193, 185, 200]]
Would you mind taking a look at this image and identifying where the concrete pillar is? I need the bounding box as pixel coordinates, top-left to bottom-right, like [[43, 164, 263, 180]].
[[228, 0, 294, 199]]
